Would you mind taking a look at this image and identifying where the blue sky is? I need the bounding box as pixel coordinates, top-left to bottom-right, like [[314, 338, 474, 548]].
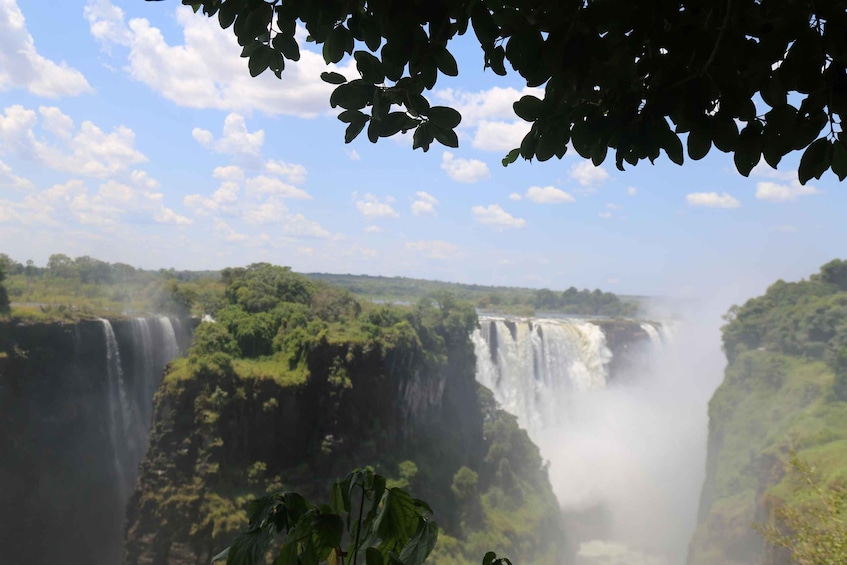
[[0, 0, 844, 301]]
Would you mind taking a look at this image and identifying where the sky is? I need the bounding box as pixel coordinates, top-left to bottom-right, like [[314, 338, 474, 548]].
[[0, 0, 844, 302]]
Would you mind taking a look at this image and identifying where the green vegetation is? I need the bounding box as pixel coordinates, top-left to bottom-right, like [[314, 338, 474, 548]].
[[0, 253, 220, 321], [308, 273, 638, 318], [689, 259, 847, 565], [126, 263, 561, 565], [0, 259, 9, 317], [177, 0, 846, 182], [755, 451, 847, 565]]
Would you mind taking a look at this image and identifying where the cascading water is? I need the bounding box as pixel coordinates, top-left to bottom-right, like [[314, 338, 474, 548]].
[[100, 318, 132, 498], [157, 316, 180, 360], [473, 314, 706, 565], [472, 317, 611, 435]]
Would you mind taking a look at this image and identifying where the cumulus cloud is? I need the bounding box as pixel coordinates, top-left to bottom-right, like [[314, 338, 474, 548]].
[[569, 161, 610, 189], [364, 225, 382, 233], [685, 192, 741, 208], [441, 151, 490, 183], [0, 104, 147, 177], [0, 159, 32, 189], [755, 181, 820, 202], [346, 149, 361, 161], [405, 240, 462, 260], [508, 192, 522, 201], [525, 186, 575, 204], [627, 186, 637, 196], [411, 191, 439, 216], [471, 204, 526, 229], [85, 0, 356, 117], [245, 175, 311, 200], [0, 175, 191, 227], [598, 211, 612, 219], [472, 120, 531, 152], [354, 193, 399, 219], [192, 113, 266, 167], [0, 0, 92, 97]]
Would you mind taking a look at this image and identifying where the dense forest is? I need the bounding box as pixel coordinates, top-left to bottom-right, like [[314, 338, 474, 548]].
[[690, 259, 847, 565], [0, 254, 638, 321]]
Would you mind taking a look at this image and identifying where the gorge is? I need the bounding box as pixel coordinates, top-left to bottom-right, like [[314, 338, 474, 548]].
[[1, 303, 682, 565]]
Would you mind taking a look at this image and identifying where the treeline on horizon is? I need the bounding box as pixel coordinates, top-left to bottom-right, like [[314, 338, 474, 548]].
[[0, 253, 638, 320]]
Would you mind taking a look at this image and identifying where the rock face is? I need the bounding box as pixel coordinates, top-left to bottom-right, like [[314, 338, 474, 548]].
[[687, 351, 847, 565], [0, 318, 190, 565]]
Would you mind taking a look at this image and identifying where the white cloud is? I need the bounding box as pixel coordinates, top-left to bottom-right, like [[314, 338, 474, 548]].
[[213, 218, 249, 242], [355, 193, 399, 219], [85, 0, 356, 118], [755, 181, 820, 202], [472, 120, 531, 152], [607, 203, 623, 210], [411, 191, 439, 216], [350, 244, 378, 258], [598, 211, 612, 219], [245, 175, 311, 200], [569, 161, 610, 188], [0, 0, 92, 97], [435, 86, 543, 126], [193, 113, 265, 167], [0, 159, 31, 189], [364, 225, 382, 233], [297, 246, 314, 256], [405, 240, 462, 260], [346, 149, 361, 161], [0, 104, 147, 177], [471, 204, 525, 229], [525, 186, 575, 204], [0, 175, 191, 227], [280, 212, 332, 238], [685, 192, 741, 208], [212, 165, 244, 182], [508, 192, 522, 201], [441, 151, 490, 183], [627, 186, 637, 196], [184, 181, 240, 216], [750, 162, 797, 182]]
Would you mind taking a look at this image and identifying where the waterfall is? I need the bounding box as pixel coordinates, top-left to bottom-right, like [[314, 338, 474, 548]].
[[157, 316, 180, 361], [473, 316, 611, 436], [99, 319, 132, 498], [640, 323, 662, 346]]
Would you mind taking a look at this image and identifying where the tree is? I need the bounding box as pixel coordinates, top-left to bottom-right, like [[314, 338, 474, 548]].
[[755, 451, 847, 565], [166, 0, 847, 183]]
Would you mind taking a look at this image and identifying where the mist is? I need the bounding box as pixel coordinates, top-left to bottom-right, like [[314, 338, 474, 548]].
[[532, 302, 728, 565]]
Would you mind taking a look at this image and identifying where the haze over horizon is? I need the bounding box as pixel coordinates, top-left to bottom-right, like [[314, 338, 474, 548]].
[[1, 0, 844, 304]]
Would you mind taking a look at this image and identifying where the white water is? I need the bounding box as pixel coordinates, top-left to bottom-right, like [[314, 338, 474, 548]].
[[474, 314, 714, 565], [157, 316, 180, 360], [99, 318, 131, 498], [472, 317, 610, 436]]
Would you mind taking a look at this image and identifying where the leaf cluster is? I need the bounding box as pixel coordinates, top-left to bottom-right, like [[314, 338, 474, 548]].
[[173, 0, 847, 181], [214, 468, 440, 565]]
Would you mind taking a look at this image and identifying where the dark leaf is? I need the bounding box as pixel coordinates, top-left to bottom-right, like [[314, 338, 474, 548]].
[[427, 106, 461, 129], [248, 45, 273, 77], [431, 124, 459, 148], [433, 46, 459, 77], [513, 95, 544, 122], [798, 137, 831, 184], [355, 51, 385, 84], [321, 72, 348, 85], [272, 34, 300, 61], [413, 123, 434, 151], [832, 138, 847, 181], [345, 115, 369, 143], [686, 129, 711, 161], [483, 552, 497, 565], [502, 148, 520, 166]]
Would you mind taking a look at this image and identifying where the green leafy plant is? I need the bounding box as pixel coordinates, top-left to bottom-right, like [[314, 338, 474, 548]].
[[214, 468, 440, 565]]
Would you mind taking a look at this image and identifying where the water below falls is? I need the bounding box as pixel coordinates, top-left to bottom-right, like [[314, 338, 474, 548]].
[[472, 315, 703, 565]]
